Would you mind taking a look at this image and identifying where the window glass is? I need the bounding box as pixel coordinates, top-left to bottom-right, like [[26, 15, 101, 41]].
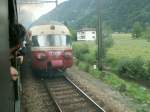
[[32, 35, 71, 47]]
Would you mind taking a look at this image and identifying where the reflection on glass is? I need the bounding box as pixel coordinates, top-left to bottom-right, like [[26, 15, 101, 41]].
[[32, 35, 71, 47]]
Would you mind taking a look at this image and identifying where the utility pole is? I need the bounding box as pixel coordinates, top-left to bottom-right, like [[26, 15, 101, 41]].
[[56, 0, 58, 6], [96, 0, 103, 70]]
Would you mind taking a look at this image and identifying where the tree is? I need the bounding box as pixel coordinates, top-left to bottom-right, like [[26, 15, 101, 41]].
[[69, 28, 77, 41], [142, 26, 150, 41], [132, 22, 143, 38], [64, 21, 77, 41]]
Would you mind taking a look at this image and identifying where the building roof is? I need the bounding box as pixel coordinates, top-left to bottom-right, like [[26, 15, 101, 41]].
[[77, 27, 96, 32]]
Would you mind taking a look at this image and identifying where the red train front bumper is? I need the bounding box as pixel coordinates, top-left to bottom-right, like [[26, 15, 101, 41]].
[[32, 59, 72, 70], [32, 57, 73, 70]]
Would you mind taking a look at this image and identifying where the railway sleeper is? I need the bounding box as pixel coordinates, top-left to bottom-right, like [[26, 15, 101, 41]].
[[49, 86, 73, 92], [57, 97, 85, 105], [48, 79, 67, 84], [48, 84, 68, 88], [47, 82, 67, 86], [52, 90, 75, 96], [55, 95, 84, 102], [61, 102, 93, 112], [55, 93, 79, 99]]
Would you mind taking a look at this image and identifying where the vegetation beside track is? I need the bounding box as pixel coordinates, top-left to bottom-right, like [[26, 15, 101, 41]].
[[73, 33, 150, 112]]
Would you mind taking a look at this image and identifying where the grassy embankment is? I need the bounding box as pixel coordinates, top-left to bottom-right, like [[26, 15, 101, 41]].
[[107, 34, 150, 69], [73, 34, 150, 112]]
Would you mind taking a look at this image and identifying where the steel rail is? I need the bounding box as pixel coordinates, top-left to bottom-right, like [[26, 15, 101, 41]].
[[43, 75, 106, 112], [42, 79, 63, 112], [64, 76, 106, 112]]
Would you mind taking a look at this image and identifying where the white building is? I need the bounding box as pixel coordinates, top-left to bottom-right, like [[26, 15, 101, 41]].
[[77, 28, 96, 41]]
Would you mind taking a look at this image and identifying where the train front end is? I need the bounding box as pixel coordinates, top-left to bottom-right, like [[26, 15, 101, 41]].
[[30, 23, 73, 71]]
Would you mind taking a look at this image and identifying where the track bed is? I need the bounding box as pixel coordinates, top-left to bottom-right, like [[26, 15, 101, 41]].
[[44, 76, 105, 112]]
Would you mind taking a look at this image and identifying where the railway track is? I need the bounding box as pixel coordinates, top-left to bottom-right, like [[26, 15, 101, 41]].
[[43, 76, 105, 112], [21, 72, 59, 112]]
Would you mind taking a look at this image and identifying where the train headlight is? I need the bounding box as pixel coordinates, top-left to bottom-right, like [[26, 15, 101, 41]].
[[64, 51, 72, 58], [36, 53, 47, 61]]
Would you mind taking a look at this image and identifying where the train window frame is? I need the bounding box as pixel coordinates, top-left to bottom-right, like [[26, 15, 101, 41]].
[[0, 0, 17, 111]]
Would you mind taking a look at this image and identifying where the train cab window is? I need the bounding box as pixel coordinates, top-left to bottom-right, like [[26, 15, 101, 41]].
[[32, 36, 39, 46], [32, 34, 71, 47], [66, 35, 72, 47]]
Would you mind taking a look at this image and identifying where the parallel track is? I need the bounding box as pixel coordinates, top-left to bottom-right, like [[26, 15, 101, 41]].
[[43, 76, 105, 112]]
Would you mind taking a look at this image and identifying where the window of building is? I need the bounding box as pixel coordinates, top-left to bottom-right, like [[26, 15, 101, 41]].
[[81, 31, 85, 34], [80, 36, 85, 39], [92, 31, 95, 34]]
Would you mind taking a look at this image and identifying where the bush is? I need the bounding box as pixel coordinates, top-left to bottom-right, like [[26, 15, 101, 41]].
[[117, 57, 146, 80], [81, 53, 96, 65], [103, 73, 126, 90], [89, 67, 101, 78], [105, 57, 118, 70], [97, 37, 114, 58], [73, 42, 89, 59], [136, 109, 147, 112], [141, 27, 150, 41], [145, 61, 150, 80], [104, 37, 114, 48], [74, 58, 79, 65], [78, 61, 89, 72], [132, 22, 143, 38], [126, 83, 150, 104]]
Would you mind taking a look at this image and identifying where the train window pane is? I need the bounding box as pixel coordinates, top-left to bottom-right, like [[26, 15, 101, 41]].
[[67, 35, 72, 46], [32, 35, 71, 47]]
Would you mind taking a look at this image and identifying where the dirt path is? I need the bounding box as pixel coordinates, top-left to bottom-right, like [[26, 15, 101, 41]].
[[67, 66, 136, 112]]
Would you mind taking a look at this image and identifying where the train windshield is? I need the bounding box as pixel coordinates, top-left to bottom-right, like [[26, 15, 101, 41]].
[[32, 35, 71, 47]]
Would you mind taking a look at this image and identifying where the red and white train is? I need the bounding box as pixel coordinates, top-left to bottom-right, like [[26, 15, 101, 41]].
[[29, 21, 73, 72]]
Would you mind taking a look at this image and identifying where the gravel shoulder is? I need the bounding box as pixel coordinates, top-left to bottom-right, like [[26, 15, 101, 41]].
[[21, 63, 58, 112], [67, 66, 136, 112]]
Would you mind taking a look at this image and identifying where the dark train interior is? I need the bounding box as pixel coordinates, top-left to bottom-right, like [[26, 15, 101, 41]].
[[0, 0, 18, 111]]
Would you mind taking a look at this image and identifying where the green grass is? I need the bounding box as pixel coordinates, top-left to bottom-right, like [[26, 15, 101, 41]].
[[103, 73, 150, 104], [76, 61, 150, 111], [108, 34, 150, 61], [73, 35, 150, 111]]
